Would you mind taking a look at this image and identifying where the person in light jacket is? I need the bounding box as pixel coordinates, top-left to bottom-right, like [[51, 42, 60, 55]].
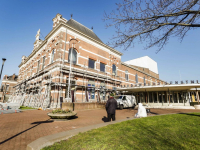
[[106, 93, 117, 121]]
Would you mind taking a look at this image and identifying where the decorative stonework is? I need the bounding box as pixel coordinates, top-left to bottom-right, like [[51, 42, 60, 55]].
[[52, 13, 67, 28], [33, 29, 43, 50], [22, 55, 27, 63]]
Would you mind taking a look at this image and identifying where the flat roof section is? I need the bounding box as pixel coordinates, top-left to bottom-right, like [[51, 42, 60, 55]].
[[117, 84, 200, 92]]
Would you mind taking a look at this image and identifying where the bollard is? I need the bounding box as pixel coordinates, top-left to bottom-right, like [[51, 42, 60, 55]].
[[15, 109, 17, 113]]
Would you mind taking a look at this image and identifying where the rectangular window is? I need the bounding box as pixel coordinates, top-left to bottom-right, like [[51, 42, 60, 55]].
[[100, 63, 105, 72], [112, 64, 117, 76], [125, 74, 128, 81], [88, 59, 95, 69], [6, 85, 9, 91], [37, 60, 40, 73], [1, 85, 4, 92], [31, 66, 33, 75], [42, 56, 45, 70], [88, 84, 95, 99]]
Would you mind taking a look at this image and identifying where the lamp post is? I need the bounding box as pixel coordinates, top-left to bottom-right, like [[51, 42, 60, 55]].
[[0, 58, 6, 80], [0, 58, 6, 102], [67, 47, 73, 102]]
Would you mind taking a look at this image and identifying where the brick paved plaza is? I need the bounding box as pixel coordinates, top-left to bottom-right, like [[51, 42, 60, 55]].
[[1, 108, 200, 150]]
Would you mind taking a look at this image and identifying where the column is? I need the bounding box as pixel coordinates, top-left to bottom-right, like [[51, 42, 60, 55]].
[[177, 92, 179, 103], [196, 90, 199, 105], [145, 92, 147, 103], [152, 92, 154, 103], [157, 92, 159, 103], [188, 92, 191, 103]]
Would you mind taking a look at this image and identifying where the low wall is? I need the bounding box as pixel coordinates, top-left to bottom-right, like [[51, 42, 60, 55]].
[[62, 102, 106, 111], [147, 103, 190, 106]]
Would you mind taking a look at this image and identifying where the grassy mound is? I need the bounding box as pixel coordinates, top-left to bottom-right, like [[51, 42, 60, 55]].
[[43, 113, 200, 150]]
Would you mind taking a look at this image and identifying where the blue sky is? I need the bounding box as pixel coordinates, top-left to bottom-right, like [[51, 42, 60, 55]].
[[0, 0, 200, 83]]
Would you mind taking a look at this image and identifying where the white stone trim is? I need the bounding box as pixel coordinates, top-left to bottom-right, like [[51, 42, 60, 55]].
[[67, 29, 121, 58]]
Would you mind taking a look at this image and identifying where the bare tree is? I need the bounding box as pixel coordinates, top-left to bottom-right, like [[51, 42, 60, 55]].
[[104, 0, 200, 53]]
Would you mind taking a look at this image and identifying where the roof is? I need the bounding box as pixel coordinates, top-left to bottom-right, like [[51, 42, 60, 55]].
[[124, 56, 158, 74], [66, 19, 103, 43], [18, 15, 123, 68], [117, 84, 200, 92]]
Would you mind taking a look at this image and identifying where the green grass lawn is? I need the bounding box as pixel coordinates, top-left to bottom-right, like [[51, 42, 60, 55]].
[[19, 106, 35, 110], [43, 113, 200, 150]]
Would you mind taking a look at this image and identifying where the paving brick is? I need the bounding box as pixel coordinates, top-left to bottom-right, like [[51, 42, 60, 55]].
[[0, 108, 200, 150]]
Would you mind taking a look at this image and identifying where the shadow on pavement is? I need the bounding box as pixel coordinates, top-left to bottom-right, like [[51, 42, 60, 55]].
[[147, 112, 159, 115], [67, 116, 78, 120], [31, 120, 54, 124], [0, 119, 52, 145], [102, 116, 109, 122]]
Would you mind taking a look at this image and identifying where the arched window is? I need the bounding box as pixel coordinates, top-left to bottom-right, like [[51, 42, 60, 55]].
[[135, 74, 138, 83], [68, 48, 77, 64], [143, 76, 146, 85], [112, 64, 116, 76], [51, 49, 54, 63], [125, 70, 128, 81]]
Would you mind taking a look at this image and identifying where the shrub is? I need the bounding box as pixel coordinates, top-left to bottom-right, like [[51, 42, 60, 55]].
[[190, 102, 200, 106], [52, 108, 72, 114]]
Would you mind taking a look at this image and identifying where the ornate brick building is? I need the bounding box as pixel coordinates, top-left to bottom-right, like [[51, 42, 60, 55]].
[[0, 74, 18, 102], [12, 14, 165, 109]]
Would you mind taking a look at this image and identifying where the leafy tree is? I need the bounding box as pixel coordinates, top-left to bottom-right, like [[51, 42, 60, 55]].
[[104, 0, 200, 53]]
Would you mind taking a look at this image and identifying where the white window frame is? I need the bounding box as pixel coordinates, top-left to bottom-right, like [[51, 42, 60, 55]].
[[125, 70, 129, 81], [50, 49, 55, 64]]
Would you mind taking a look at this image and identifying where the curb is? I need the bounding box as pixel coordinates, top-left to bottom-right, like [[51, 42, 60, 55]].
[[26, 112, 190, 150], [26, 117, 137, 150]]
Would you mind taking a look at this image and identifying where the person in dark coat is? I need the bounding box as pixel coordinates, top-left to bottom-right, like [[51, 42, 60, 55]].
[[106, 93, 117, 121]]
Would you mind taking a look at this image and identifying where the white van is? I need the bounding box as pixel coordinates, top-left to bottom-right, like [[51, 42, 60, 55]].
[[115, 95, 136, 110]]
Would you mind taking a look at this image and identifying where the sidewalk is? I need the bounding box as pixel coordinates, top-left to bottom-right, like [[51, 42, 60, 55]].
[[0, 108, 200, 150]]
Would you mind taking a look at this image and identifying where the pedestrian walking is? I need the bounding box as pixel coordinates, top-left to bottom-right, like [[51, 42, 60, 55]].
[[106, 93, 117, 121]]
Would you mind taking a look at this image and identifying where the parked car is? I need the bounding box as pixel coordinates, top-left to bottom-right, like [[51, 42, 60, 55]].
[[115, 95, 136, 110]]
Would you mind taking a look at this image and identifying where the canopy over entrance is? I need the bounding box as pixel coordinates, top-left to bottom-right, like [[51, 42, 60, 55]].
[[117, 84, 200, 92]]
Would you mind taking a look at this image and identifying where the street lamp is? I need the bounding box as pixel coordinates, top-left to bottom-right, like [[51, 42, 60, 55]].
[[0, 58, 6, 80]]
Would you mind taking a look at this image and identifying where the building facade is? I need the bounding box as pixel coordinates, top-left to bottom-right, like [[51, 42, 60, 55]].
[[12, 14, 165, 109], [0, 74, 18, 102]]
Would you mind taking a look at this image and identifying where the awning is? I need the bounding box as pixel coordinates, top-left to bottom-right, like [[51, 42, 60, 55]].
[[117, 84, 200, 92]]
